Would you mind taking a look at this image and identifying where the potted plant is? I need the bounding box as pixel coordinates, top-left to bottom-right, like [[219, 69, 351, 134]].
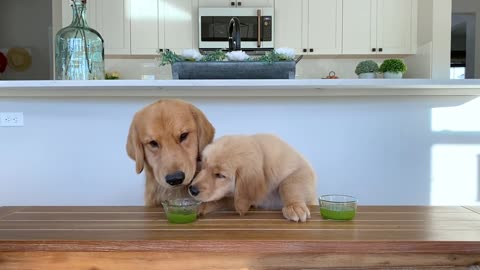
[[355, 60, 379, 79], [379, 59, 407, 79]]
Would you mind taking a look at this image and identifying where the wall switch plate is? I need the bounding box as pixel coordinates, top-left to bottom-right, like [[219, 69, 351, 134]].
[[0, 112, 24, 127]]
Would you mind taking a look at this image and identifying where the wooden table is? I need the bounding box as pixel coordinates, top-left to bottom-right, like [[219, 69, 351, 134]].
[[1, 206, 480, 270]]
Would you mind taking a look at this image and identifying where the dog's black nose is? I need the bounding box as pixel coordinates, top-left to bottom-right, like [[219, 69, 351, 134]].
[[189, 185, 200, 196], [165, 171, 185, 186]]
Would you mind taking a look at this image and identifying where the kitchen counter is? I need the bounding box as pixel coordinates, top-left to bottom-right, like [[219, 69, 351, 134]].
[[0, 206, 480, 269], [1, 79, 480, 97]]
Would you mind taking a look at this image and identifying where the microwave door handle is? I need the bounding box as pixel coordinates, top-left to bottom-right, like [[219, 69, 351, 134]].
[[257, 9, 261, 48]]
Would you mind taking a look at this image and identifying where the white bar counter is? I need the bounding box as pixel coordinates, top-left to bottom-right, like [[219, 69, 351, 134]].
[[1, 79, 480, 97]]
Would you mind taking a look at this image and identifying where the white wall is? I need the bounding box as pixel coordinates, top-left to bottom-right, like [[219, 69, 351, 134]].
[[0, 0, 52, 80], [1, 96, 480, 206], [453, 0, 480, 79]]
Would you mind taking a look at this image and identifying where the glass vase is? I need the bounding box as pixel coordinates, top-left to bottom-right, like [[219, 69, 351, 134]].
[[55, 0, 105, 80]]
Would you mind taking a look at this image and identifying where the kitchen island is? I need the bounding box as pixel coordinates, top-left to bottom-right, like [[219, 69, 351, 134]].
[[1, 79, 480, 97], [0, 206, 479, 269]]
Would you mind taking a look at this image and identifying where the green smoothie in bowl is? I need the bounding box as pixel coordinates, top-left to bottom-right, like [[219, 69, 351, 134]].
[[161, 198, 201, 224], [319, 195, 357, 221]]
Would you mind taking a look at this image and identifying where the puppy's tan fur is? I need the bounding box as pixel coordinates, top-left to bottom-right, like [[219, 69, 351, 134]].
[[190, 134, 318, 222], [126, 99, 214, 206]]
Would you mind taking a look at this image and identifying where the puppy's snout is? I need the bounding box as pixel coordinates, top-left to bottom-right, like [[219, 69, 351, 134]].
[[189, 185, 200, 196], [165, 171, 185, 186]]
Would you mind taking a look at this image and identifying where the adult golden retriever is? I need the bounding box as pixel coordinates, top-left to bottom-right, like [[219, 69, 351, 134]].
[[126, 99, 215, 206], [189, 134, 318, 222]]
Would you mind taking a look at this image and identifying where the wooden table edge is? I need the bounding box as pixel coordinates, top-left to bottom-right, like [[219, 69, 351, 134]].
[[1, 240, 480, 254]]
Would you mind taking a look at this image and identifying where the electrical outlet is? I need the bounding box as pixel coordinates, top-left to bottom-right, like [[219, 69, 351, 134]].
[[0, 112, 24, 127]]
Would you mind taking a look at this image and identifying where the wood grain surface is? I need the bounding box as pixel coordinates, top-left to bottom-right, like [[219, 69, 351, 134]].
[[0, 206, 479, 269]]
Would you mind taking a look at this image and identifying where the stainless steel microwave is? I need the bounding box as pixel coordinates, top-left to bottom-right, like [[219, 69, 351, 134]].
[[198, 7, 274, 50]]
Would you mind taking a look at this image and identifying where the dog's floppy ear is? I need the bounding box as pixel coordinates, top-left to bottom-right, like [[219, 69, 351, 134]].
[[234, 155, 267, 215], [189, 104, 215, 153], [126, 117, 145, 174]]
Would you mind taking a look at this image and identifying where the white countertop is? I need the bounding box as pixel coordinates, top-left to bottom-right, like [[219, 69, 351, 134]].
[[1, 79, 480, 97]]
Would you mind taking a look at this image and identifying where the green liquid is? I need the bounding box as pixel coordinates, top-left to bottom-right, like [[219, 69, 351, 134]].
[[166, 211, 197, 224], [320, 207, 356, 220]]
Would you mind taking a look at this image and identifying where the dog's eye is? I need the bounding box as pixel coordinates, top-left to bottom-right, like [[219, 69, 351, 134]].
[[180, 132, 189, 142], [215, 173, 226, 179], [148, 140, 159, 148]]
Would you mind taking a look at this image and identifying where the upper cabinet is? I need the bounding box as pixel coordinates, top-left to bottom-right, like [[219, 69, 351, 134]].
[[199, 0, 273, 7], [276, 0, 342, 55], [343, 0, 416, 54], [130, 0, 195, 55], [130, 0, 159, 55], [95, 0, 131, 54]]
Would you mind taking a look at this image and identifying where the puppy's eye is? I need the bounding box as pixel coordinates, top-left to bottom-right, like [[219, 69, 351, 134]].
[[215, 173, 226, 179], [180, 132, 189, 142], [148, 140, 159, 148]]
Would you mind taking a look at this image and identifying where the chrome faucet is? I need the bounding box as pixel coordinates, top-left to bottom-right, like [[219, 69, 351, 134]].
[[228, 17, 241, 51]]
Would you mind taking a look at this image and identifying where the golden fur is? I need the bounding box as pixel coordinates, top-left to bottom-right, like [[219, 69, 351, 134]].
[[126, 99, 215, 206], [189, 134, 318, 222]]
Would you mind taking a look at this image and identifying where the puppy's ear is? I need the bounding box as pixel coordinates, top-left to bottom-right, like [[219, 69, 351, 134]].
[[234, 156, 267, 215], [126, 117, 145, 174], [190, 104, 215, 153]]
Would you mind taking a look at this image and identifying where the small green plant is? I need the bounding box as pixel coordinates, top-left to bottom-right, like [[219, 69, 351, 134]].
[[355, 60, 379, 75], [201, 50, 227, 62], [379, 59, 407, 74], [256, 50, 282, 63], [158, 49, 184, 66]]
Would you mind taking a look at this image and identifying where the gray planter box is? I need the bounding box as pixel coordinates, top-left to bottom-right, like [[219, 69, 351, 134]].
[[171, 61, 296, 80]]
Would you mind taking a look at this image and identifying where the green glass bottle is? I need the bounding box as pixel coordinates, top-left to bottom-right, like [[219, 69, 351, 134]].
[[55, 0, 105, 80]]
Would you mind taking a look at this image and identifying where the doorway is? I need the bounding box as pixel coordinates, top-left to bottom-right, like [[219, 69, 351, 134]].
[[451, 14, 476, 79]]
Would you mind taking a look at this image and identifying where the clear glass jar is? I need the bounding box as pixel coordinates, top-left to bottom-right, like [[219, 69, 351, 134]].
[[55, 0, 105, 80]]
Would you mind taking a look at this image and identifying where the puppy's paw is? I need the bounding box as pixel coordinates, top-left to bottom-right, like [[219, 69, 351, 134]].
[[197, 202, 215, 216], [235, 198, 251, 216], [282, 202, 310, 222]]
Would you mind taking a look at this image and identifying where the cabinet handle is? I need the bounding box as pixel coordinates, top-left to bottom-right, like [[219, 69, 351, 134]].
[[231, 1, 235, 6], [237, 1, 242, 6], [379, 48, 383, 52], [309, 48, 313, 52], [372, 48, 376, 52], [303, 49, 307, 53]]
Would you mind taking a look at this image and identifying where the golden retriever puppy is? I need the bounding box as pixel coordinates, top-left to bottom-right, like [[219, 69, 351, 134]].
[[126, 99, 215, 207], [189, 134, 318, 222]]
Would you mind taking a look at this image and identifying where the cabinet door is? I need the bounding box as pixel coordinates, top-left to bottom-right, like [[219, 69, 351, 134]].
[[275, 0, 303, 54], [377, 0, 413, 54], [95, 0, 131, 54], [130, 0, 159, 54], [164, 0, 195, 53], [238, 0, 273, 7], [199, 0, 232, 7], [342, 0, 376, 54], [62, 0, 97, 28], [307, 0, 342, 54]]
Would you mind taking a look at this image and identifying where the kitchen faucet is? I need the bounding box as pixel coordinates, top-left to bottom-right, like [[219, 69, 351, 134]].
[[228, 17, 241, 51]]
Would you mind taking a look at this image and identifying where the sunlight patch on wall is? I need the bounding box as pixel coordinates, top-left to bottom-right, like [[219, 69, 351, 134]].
[[431, 97, 480, 132], [430, 144, 480, 205]]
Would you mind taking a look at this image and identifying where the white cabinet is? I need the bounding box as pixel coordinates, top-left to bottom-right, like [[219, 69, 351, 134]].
[[275, 0, 302, 54], [130, 0, 195, 55], [305, 0, 342, 54], [199, 0, 272, 7], [130, 0, 159, 55], [275, 0, 342, 55], [343, 0, 415, 54], [377, 0, 414, 54], [95, 0, 131, 54], [164, 0, 195, 53]]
